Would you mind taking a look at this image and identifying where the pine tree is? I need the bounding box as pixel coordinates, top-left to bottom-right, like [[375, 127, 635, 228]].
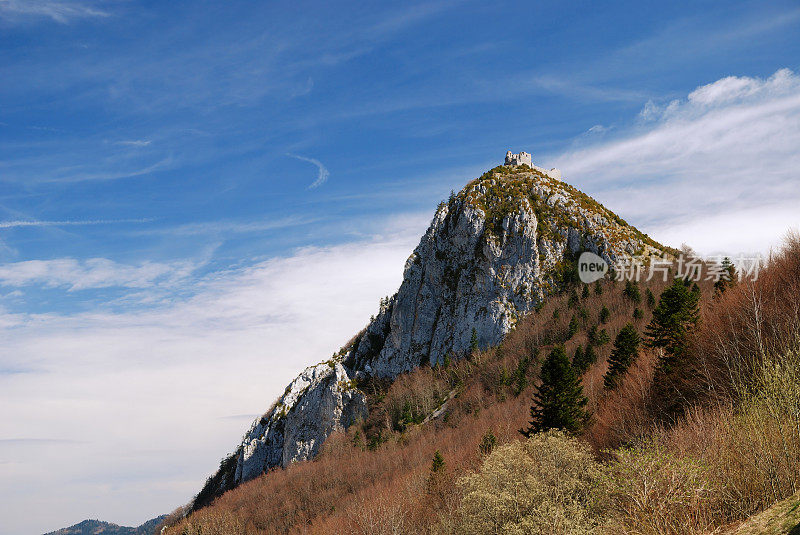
[[594, 281, 603, 295], [596, 328, 610, 346], [645, 278, 701, 373], [587, 325, 598, 345], [568, 288, 579, 309], [520, 346, 589, 436], [572, 344, 585, 372], [600, 305, 610, 324], [582, 284, 590, 299], [584, 343, 597, 368], [479, 430, 497, 455], [470, 327, 479, 353], [604, 323, 641, 389], [572, 343, 597, 374], [567, 315, 579, 339], [646, 288, 656, 308], [623, 280, 642, 304], [431, 450, 445, 473], [713, 257, 737, 296]]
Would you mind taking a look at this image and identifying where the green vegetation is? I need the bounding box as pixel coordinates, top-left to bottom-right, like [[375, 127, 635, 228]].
[[645, 277, 701, 373], [623, 280, 642, 303], [451, 431, 604, 535], [713, 256, 737, 296], [520, 346, 588, 436], [479, 430, 497, 456], [457, 167, 674, 257], [604, 323, 641, 389], [567, 315, 579, 339], [431, 450, 446, 473]]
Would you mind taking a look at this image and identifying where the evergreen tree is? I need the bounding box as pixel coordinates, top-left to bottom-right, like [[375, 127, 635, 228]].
[[431, 450, 445, 473], [584, 343, 597, 368], [567, 315, 579, 339], [572, 343, 597, 374], [604, 323, 641, 389], [587, 325, 598, 345], [596, 328, 610, 346], [470, 327, 479, 353], [479, 430, 497, 455], [633, 307, 644, 320], [645, 278, 701, 373], [646, 288, 656, 308], [713, 257, 737, 296], [568, 288, 579, 309], [623, 280, 642, 304], [520, 346, 589, 436], [582, 284, 590, 299], [600, 305, 611, 324], [572, 345, 585, 372], [594, 281, 603, 295]]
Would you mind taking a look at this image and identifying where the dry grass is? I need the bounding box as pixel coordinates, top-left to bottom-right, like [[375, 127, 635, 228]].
[[164, 235, 800, 534]]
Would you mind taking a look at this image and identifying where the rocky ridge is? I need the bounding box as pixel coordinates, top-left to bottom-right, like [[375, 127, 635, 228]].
[[193, 164, 672, 508]]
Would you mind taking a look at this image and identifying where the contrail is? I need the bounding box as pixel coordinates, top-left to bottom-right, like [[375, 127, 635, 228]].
[[287, 153, 330, 189]]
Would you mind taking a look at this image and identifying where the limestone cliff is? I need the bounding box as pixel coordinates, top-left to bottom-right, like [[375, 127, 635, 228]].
[[193, 165, 671, 508]]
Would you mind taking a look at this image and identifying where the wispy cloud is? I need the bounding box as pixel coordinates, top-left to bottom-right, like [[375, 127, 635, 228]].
[[0, 257, 198, 291], [0, 218, 154, 229], [131, 216, 312, 237], [0, 0, 110, 24], [287, 154, 330, 189], [0, 217, 425, 532], [114, 140, 151, 147], [40, 157, 172, 184], [529, 75, 649, 103], [557, 68, 800, 254]]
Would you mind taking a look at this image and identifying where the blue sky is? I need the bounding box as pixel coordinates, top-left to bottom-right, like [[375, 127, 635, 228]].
[[1, 1, 800, 533]]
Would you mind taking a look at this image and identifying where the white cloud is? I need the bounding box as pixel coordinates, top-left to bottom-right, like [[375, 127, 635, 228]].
[[0, 0, 109, 24], [586, 125, 606, 134], [287, 154, 330, 188], [132, 216, 310, 237], [0, 257, 196, 291], [0, 218, 154, 229], [114, 140, 152, 147], [558, 68, 800, 255], [0, 215, 427, 534]]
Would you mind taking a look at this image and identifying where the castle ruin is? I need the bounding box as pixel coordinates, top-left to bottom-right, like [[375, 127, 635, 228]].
[[505, 150, 562, 180]]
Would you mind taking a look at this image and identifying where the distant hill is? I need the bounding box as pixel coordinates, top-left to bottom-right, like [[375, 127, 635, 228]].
[[43, 515, 166, 535]]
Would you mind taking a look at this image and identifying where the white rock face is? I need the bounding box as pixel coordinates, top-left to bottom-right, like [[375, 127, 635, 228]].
[[345, 199, 540, 377], [197, 167, 670, 504], [233, 361, 366, 484]]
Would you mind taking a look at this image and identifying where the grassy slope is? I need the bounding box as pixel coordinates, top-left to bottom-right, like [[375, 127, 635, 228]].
[[163, 271, 701, 534], [161, 174, 800, 534], [727, 491, 800, 534]]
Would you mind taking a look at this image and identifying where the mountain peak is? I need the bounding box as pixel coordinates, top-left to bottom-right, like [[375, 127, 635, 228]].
[[458, 164, 669, 259], [192, 164, 673, 508]]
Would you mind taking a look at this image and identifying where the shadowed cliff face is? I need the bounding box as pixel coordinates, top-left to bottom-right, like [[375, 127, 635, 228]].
[[194, 166, 671, 507]]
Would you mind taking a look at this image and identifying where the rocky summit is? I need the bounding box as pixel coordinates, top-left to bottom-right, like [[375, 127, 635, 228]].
[[193, 163, 671, 508]]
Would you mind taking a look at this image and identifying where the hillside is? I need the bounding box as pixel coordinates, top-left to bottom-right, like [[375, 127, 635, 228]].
[[163, 163, 800, 534], [43, 516, 166, 535], [189, 163, 674, 510]]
